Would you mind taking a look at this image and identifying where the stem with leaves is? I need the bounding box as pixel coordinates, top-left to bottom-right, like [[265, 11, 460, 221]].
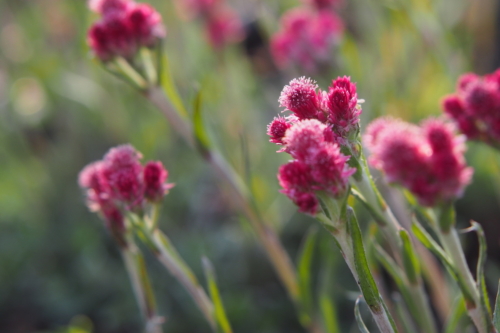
[[349, 151, 439, 333], [120, 232, 163, 333]]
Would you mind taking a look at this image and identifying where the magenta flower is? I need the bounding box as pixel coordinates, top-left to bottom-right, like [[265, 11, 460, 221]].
[[271, 8, 343, 72], [204, 6, 243, 49], [442, 69, 500, 148], [79, 145, 174, 229], [364, 117, 473, 206], [87, 0, 166, 61], [301, 0, 342, 10], [272, 76, 361, 143], [276, 119, 355, 215]]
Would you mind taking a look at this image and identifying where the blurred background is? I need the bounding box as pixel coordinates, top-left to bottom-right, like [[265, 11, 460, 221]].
[[1, 0, 500, 332]]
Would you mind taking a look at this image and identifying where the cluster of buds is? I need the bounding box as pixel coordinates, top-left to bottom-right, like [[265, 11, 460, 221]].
[[78, 145, 173, 237], [364, 117, 473, 206], [87, 0, 166, 61], [271, 5, 343, 72], [441, 69, 500, 149], [274, 119, 355, 215], [268, 76, 361, 146], [174, 0, 243, 49]]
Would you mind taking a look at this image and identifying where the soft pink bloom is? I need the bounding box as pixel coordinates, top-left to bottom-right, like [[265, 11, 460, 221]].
[[275, 76, 362, 141], [327, 76, 360, 134], [87, 0, 165, 61], [442, 69, 500, 147], [364, 117, 473, 206], [276, 119, 355, 215], [143, 161, 174, 202], [267, 116, 292, 145], [205, 7, 243, 49], [271, 8, 343, 72], [79, 145, 174, 228], [279, 77, 321, 120]]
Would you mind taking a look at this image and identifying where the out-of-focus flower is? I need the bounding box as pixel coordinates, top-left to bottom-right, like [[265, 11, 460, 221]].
[[276, 119, 355, 215], [79, 145, 174, 230], [205, 6, 243, 49], [442, 69, 500, 148], [173, 0, 242, 49], [364, 117, 473, 206], [271, 8, 343, 72], [301, 0, 342, 10], [87, 0, 166, 61], [271, 76, 361, 144]]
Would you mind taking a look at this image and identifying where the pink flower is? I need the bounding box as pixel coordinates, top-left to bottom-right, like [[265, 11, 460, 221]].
[[302, 0, 342, 10], [87, 0, 165, 61], [143, 161, 174, 202], [364, 117, 473, 206], [279, 77, 321, 120], [271, 7, 343, 72], [441, 69, 500, 147], [276, 119, 355, 215], [79, 145, 174, 228], [274, 76, 362, 142], [327, 76, 360, 134], [267, 116, 292, 145], [205, 7, 243, 49]]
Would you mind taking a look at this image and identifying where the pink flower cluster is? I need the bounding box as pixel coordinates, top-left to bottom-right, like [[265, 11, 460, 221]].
[[268, 76, 361, 144], [364, 117, 473, 206], [87, 0, 166, 61], [442, 69, 500, 148], [271, 7, 343, 72], [175, 0, 242, 49], [79, 145, 173, 231], [274, 119, 355, 215]]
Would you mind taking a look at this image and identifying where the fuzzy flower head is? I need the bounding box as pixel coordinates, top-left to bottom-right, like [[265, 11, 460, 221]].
[[79, 145, 174, 229], [272, 76, 362, 145], [364, 117, 473, 206], [276, 119, 355, 215], [87, 0, 165, 61], [442, 69, 500, 148], [267, 116, 292, 145], [271, 8, 343, 72]]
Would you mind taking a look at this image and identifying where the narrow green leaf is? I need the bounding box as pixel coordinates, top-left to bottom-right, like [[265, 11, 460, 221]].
[[297, 226, 318, 326], [463, 222, 493, 331], [135, 251, 157, 317], [399, 230, 420, 285], [392, 294, 419, 333], [347, 207, 381, 312], [355, 297, 372, 333], [157, 231, 199, 285], [202, 257, 233, 333], [412, 220, 476, 306], [444, 296, 467, 333], [192, 89, 212, 158], [493, 279, 500, 331], [160, 54, 188, 117], [320, 295, 340, 333]]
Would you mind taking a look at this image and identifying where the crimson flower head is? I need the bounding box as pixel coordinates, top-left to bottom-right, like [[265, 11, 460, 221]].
[[442, 69, 500, 148], [273, 76, 363, 145], [87, 0, 166, 61], [364, 117, 473, 206], [267, 116, 292, 145], [79, 145, 174, 230], [271, 8, 343, 72], [276, 119, 355, 215], [205, 7, 243, 49], [279, 77, 321, 120]]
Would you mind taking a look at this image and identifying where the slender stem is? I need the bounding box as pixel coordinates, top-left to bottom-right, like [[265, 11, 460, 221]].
[[438, 228, 488, 333], [141, 48, 158, 86], [150, 229, 216, 331], [115, 57, 148, 90], [351, 155, 439, 333], [120, 240, 163, 333], [144, 86, 300, 306], [326, 221, 395, 333]]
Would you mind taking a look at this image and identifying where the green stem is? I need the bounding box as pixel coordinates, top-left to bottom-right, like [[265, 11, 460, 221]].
[[145, 86, 301, 312], [120, 238, 163, 333], [115, 57, 148, 90]]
